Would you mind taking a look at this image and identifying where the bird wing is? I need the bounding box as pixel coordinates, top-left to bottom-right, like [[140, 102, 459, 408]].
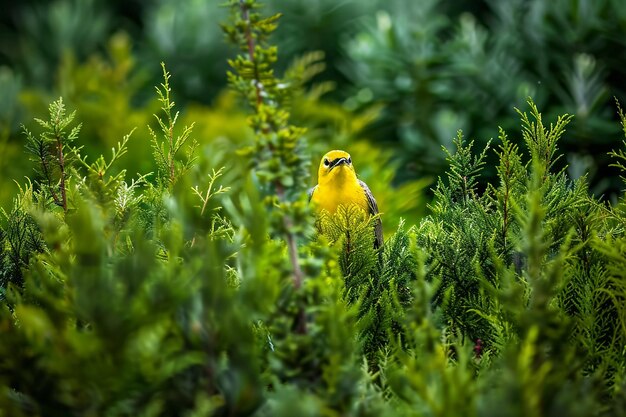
[[308, 185, 317, 202], [358, 180, 383, 248]]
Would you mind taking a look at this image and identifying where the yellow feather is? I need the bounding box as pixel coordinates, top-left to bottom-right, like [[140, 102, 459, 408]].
[[311, 150, 368, 214]]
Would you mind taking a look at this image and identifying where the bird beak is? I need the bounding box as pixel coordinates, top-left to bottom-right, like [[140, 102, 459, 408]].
[[329, 157, 348, 171]]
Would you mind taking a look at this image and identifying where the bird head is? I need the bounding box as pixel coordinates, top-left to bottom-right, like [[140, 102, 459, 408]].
[[318, 150, 355, 185]]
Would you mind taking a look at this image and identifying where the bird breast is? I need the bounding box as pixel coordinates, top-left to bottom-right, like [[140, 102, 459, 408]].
[[313, 179, 368, 214]]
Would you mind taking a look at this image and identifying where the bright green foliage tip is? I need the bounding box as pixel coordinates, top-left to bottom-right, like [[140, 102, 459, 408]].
[[1, 2, 626, 417]]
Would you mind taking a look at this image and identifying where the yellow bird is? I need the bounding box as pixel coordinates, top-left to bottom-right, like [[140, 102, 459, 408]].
[[309, 150, 383, 248]]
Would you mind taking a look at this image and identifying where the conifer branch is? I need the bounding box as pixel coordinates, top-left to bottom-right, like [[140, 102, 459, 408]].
[[233, 0, 305, 292], [149, 63, 196, 190], [24, 98, 81, 215], [495, 126, 520, 257]]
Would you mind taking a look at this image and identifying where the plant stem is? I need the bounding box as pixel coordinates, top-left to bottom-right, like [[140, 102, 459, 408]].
[[276, 183, 304, 291], [239, 0, 304, 293], [169, 125, 175, 186], [55, 132, 67, 214], [40, 147, 62, 208], [502, 157, 510, 252], [241, 0, 263, 108]]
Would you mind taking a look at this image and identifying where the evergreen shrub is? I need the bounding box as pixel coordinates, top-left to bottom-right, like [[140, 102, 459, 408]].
[[1, 1, 625, 416]]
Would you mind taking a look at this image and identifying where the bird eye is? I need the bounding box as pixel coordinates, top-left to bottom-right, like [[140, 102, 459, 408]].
[[323, 158, 330, 167], [347, 157, 352, 164]]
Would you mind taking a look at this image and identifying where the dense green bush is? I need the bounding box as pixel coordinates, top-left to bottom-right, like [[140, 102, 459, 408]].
[[1, 1, 626, 416]]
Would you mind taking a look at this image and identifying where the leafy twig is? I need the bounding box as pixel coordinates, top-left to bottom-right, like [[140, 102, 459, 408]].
[[192, 167, 231, 217], [149, 63, 197, 189]]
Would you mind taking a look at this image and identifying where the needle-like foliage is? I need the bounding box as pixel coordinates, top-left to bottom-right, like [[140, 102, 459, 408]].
[[1, 2, 626, 416]]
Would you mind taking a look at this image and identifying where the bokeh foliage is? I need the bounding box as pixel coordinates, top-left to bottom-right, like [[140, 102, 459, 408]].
[[1, 1, 626, 416], [2, 0, 626, 201]]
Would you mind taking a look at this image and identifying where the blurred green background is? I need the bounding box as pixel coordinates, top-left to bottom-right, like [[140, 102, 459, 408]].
[[2, 0, 626, 224]]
